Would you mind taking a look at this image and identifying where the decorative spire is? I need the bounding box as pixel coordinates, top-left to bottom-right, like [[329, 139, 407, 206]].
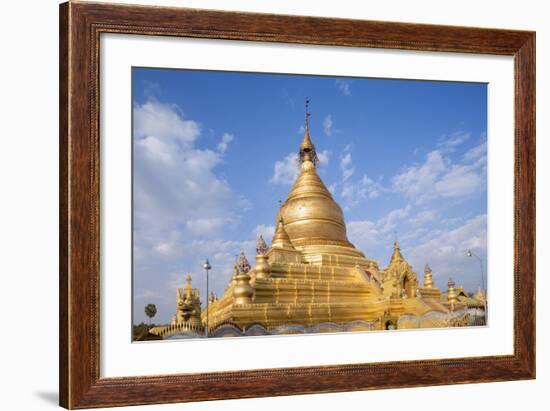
[[305, 98, 310, 130], [423, 264, 434, 288], [447, 277, 458, 303], [236, 251, 251, 274], [254, 237, 272, 280], [230, 264, 239, 286], [271, 218, 294, 249], [256, 235, 268, 255], [233, 253, 254, 305], [184, 273, 193, 298], [389, 239, 404, 265], [474, 286, 486, 302], [299, 99, 318, 166], [447, 277, 455, 288]]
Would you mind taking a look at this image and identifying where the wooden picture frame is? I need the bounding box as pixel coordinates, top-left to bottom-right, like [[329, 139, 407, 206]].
[[59, 1, 535, 408]]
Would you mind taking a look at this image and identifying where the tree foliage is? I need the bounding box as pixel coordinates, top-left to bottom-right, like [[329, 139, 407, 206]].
[[144, 303, 157, 324]]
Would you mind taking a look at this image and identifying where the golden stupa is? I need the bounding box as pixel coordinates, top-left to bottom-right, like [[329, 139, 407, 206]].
[[152, 104, 486, 339]]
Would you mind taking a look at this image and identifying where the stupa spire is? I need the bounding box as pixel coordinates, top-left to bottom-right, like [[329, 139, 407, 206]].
[[299, 99, 318, 166], [271, 218, 294, 249], [423, 264, 434, 288], [184, 273, 193, 298], [277, 98, 358, 252], [389, 239, 404, 265]]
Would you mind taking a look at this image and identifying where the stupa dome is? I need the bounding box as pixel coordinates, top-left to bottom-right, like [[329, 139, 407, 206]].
[[277, 103, 361, 256]]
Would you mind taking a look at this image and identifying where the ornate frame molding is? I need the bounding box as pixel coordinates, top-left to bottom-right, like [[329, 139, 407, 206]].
[[59, 1, 535, 408]]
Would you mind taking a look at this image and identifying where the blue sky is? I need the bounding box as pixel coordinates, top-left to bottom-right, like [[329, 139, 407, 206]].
[[132, 68, 487, 324]]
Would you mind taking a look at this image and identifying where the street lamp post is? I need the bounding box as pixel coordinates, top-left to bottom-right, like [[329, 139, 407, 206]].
[[203, 258, 211, 338], [467, 249, 487, 324]]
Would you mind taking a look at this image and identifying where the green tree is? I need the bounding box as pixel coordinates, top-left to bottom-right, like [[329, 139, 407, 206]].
[[144, 304, 157, 325]]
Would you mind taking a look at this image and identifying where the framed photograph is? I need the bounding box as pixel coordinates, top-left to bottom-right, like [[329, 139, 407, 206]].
[[59, 1, 535, 408]]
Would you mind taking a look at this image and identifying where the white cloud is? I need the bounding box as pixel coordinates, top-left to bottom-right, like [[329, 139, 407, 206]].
[[438, 131, 470, 150], [340, 152, 354, 182], [323, 115, 333, 136], [134, 100, 200, 147], [347, 203, 412, 260], [376, 205, 412, 233], [186, 217, 227, 236], [434, 164, 484, 198], [253, 224, 275, 245], [407, 214, 487, 290], [347, 219, 379, 251], [270, 152, 300, 185], [392, 150, 446, 204], [348, 212, 487, 292], [340, 183, 355, 209], [217, 132, 234, 153], [408, 210, 437, 226], [340, 173, 388, 209], [132, 99, 251, 322], [335, 79, 351, 96], [154, 241, 176, 256], [134, 290, 163, 300], [463, 141, 487, 162], [392, 143, 486, 205], [133, 100, 247, 240], [317, 149, 330, 166], [360, 175, 385, 199], [341, 152, 352, 168], [270, 150, 329, 185], [137, 136, 175, 165], [347, 205, 410, 250]]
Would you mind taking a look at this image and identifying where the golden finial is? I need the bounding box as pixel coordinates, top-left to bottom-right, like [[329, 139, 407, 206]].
[[305, 98, 311, 131], [393, 232, 399, 249], [230, 264, 239, 286], [299, 98, 318, 166], [424, 264, 434, 288], [254, 234, 271, 280], [236, 251, 251, 274], [389, 238, 404, 265], [184, 273, 193, 298], [233, 254, 254, 305], [256, 234, 268, 255], [447, 277, 458, 303]]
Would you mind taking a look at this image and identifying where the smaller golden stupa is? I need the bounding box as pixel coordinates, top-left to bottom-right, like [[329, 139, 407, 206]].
[[152, 274, 204, 337]]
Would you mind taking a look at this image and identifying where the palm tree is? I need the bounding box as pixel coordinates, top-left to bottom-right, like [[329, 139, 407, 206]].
[[144, 304, 157, 325]]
